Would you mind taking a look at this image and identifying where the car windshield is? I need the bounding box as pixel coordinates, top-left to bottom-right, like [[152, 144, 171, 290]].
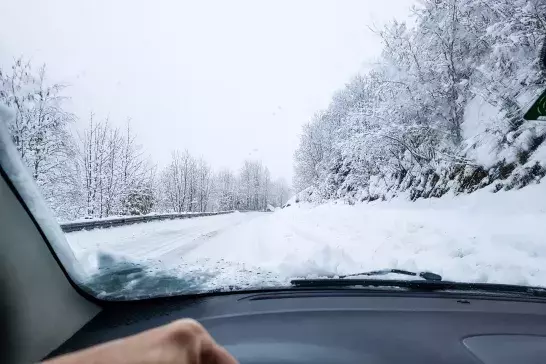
[[1, 0, 545, 300]]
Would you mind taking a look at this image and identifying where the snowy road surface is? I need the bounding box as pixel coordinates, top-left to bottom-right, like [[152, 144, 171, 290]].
[[66, 182, 546, 294]]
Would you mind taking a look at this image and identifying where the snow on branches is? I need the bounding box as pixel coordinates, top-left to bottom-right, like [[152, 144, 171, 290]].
[[293, 0, 546, 202]]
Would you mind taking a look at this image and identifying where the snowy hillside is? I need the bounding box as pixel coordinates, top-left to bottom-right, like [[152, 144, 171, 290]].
[[293, 0, 546, 203]]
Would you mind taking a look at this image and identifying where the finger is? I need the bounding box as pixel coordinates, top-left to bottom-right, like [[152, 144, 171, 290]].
[[167, 319, 210, 348], [169, 319, 207, 336], [202, 342, 239, 364], [167, 319, 237, 363]]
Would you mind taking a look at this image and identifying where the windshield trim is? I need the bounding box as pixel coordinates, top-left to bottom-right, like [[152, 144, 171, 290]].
[[0, 161, 105, 302], [0, 125, 110, 303], [84, 285, 546, 306]]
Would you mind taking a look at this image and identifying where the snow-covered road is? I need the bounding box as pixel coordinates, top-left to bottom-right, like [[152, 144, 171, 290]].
[[67, 212, 264, 263], [66, 182, 546, 295]]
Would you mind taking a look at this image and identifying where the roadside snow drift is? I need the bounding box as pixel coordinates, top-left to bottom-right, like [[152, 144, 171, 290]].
[[66, 183, 546, 298]]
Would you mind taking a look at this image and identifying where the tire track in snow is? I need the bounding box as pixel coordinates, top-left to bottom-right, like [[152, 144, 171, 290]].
[[66, 212, 264, 271], [158, 212, 265, 264]]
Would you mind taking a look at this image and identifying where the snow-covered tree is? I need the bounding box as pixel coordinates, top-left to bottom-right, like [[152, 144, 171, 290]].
[[79, 115, 154, 218], [0, 59, 80, 219], [293, 0, 546, 202]]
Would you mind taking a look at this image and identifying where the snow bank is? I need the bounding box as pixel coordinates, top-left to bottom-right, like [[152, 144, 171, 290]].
[[232, 184, 546, 287], [66, 182, 546, 298]]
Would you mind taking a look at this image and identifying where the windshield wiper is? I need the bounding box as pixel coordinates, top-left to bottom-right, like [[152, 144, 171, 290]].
[[336, 268, 442, 281], [290, 278, 546, 298]]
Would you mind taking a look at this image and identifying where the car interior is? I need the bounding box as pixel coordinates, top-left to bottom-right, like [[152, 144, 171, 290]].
[[2, 119, 546, 364]]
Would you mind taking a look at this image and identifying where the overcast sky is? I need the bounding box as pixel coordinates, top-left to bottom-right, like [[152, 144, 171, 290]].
[[1, 0, 415, 182]]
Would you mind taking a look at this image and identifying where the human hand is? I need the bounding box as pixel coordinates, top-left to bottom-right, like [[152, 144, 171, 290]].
[[43, 319, 238, 364]]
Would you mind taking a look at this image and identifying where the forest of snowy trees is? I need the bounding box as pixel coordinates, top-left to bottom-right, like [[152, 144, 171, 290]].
[[294, 0, 546, 203], [0, 59, 290, 221], [2, 0, 545, 219]]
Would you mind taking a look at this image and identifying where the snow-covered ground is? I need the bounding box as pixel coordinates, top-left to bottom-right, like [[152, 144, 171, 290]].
[[66, 182, 546, 297]]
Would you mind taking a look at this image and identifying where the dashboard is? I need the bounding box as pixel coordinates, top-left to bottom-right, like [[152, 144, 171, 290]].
[[47, 289, 546, 364]]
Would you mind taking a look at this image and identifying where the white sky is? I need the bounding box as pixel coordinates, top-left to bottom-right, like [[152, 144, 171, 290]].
[[0, 0, 415, 182]]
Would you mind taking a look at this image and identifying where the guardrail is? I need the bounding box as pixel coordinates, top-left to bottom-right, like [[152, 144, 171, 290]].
[[60, 211, 235, 233]]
